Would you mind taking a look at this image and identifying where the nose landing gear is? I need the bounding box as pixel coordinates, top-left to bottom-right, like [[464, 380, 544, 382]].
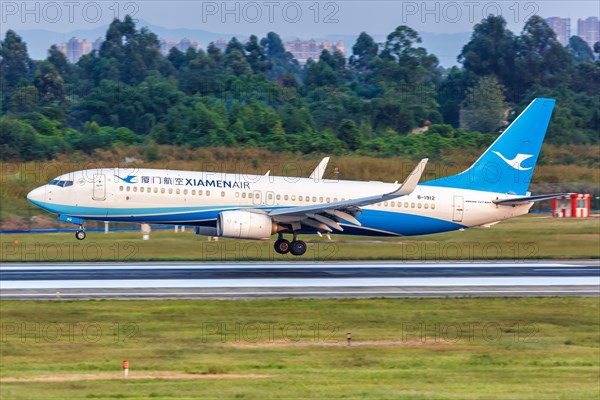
[[75, 225, 86, 240], [273, 233, 307, 256]]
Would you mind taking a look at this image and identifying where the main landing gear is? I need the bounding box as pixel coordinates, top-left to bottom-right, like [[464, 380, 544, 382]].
[[75, 224, 86, 240], [274, 233, 307, 256]]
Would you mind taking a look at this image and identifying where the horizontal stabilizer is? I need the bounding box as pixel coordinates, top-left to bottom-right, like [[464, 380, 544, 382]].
[[493, 193, 571, 206]]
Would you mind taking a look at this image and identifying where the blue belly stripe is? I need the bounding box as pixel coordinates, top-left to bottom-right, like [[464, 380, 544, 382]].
[[29, 200, 466, 236]]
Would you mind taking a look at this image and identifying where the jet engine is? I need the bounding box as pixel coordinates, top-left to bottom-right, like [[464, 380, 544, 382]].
[[216, 211, 278, 239]]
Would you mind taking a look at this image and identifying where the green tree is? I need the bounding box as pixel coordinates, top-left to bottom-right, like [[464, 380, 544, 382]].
[[0, 30, 33, 93], [8, 85, 39, 113], [516, 16, 573, 89], [567, 36, 595, 63], [458, 16, 518, 94], [460, 76, 506, 133], [337, 119, 363, 150], [350, 32, 379, 76], [33, 61, 64, 104], [245, 35, 272, 73]]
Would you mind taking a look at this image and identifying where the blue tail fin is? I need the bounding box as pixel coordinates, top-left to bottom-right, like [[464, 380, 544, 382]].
[[422, 98, 555, 195]]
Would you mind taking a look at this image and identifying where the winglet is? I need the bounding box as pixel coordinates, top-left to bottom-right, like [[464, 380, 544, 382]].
[[309, 157, 330, 180], [389, 158, 428, 196]]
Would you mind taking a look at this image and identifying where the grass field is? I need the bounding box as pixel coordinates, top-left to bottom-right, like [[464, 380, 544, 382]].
[[0, 298, 598, 399], [1, 214, 599, 261]]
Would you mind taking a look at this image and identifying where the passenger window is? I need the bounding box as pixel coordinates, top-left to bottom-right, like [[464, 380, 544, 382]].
[[291, 195, 296, 201], [192, 190, 196, 195], [147, 187, 150, 193], [176, 189, 180, 195], [418, 203, 422, 208], [126, 186, 131, 192], [319, 197, 323, 202], [384, 201, 388, 206], [284, 195, 289, 201], [254, 193, 259, 199], [168, 188, 173, 194], [183, 189, 187, 195], [242, 193, 246, 198], [276, 194, 281, 200], [199, 190, 203, 196], [154, 187, 158, 193], [119, 186, 124, 191], [299, 196, 303, 201], [404, 202, 408, 208], [334, 198, 338, 202], [411, 203, 415, 208], [268, 193, 273, 200], [312, 196, 316, 202], [424, 204, 429, 209], [206, 191, 210, 196], [221, 191, 225, 197], [140, 187, 144, 193], [431, 204, 436, 210], [133, 187, 138, 192], [235, 192, 240, 198], [391, 201, 395, 207], [161, 188, 165, 194]]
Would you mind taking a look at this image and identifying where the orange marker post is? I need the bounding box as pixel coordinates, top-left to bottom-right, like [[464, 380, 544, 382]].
[[123, 360, 129, 378]]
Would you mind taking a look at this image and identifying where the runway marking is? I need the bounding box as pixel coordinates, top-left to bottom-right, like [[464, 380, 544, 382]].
[[0, 263, 585, 271], [2, 289, 598, 298], [534, 269, 600, 271], [0, 373, 269, 382]]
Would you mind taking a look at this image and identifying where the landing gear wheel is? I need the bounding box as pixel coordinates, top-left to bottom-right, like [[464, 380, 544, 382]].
[[290, 240, 307, 256], [274, 239, 291, 254], [75, 230, 86, 240]]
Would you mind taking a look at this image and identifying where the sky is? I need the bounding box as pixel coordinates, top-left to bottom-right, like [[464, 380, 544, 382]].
[[2, 0, 598, 37]]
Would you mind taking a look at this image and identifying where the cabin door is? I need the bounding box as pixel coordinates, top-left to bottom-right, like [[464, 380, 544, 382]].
[[452, 195, 464, 222], [92, 174, 106, 201]]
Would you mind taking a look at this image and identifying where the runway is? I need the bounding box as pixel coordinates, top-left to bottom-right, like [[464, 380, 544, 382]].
[[1, 260, 598, 299]]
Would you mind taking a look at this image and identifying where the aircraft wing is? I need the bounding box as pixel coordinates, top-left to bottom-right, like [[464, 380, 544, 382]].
[[493, 193, 571, 206], [267, 159, 428, 232]]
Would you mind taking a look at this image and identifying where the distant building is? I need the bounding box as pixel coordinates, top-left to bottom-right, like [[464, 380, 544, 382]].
[[213, 39, 229, 52], [159, 38, 201, 56], [62, 37, 92, 63], [284, 39, 345, 66], [545, 17, 571, 46], [577, 17, 600, 49], [92, 37, 104, 52]]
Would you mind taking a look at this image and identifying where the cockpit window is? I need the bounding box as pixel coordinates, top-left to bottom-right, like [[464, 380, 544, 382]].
[[49, 180, 73, 187]]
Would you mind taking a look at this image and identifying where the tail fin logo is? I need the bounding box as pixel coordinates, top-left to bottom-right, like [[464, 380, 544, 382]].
[[492, 151, 534, 171]]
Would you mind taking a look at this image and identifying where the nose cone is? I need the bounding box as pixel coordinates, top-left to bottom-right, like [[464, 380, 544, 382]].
[[27, 186, 46, 205]]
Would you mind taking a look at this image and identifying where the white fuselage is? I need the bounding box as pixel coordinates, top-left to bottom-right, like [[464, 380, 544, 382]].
[[27, 168, 532, 237]]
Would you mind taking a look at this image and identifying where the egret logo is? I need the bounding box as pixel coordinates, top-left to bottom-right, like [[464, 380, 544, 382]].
[[492, 152, 533, 171], [115, 175, 137, 184]]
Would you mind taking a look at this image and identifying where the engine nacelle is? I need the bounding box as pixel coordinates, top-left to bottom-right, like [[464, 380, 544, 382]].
[[216, 211, 278, 240]]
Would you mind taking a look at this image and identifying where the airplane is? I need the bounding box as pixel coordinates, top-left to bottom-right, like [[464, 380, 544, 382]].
[[27, 98, 568, 256]]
